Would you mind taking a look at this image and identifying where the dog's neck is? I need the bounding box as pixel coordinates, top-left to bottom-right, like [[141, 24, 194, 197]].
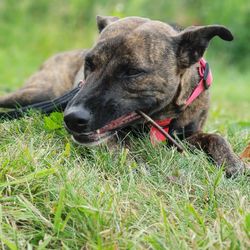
[[152, 62, 201, 120]]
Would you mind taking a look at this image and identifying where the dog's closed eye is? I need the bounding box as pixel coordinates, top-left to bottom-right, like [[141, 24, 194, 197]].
[[120, 68, 146, 79], [84, 58, 96, 77]]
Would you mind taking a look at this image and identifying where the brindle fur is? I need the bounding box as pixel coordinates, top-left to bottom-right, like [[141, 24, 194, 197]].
[[0, 16, 247, 177]]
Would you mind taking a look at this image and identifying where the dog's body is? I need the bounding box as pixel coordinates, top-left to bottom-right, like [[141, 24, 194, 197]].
[[0, 16, 247, 176]]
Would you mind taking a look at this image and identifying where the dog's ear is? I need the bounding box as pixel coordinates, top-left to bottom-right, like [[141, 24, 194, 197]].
[[96, 15, 119, 33], [175, 25, 233, 69]]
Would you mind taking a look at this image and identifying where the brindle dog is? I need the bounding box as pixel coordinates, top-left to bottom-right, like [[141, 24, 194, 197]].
[[0, 16, 247, 177]]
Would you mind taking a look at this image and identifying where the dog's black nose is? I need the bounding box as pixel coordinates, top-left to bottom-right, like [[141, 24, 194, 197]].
[[64, 106, 91, 133]]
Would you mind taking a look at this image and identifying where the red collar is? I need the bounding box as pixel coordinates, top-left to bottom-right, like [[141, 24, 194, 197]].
[[150, 58, 213, 145]]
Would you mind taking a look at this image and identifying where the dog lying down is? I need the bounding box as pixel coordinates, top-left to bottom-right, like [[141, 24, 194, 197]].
[[0, 16, 248, 177]]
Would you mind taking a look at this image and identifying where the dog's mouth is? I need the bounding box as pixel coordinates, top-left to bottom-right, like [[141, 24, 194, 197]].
[[69, 111, 141, 146]]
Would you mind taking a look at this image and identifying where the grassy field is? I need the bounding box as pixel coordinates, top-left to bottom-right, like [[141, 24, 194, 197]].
[[0, 2, 250, 249]]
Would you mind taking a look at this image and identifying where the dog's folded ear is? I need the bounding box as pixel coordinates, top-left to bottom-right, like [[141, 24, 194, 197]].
[[174, 25, 234, 69], [96, 15, 120, 33]]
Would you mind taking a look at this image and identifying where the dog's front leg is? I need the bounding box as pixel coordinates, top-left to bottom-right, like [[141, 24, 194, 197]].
[[186, 132, 246, 177]]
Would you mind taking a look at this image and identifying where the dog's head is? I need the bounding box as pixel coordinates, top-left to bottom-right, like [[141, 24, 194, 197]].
[[64, 16, 233, 146]]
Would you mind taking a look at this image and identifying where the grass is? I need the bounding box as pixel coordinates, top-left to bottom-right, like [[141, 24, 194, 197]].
[[0, 111, 249, 249], [0, 3, 250, 249]]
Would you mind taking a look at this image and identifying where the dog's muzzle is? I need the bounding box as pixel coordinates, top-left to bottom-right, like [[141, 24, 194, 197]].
[[64, 105, 141, 146]]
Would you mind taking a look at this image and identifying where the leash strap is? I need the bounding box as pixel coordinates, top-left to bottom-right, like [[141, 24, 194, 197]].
[[0, 86, 81, 120]]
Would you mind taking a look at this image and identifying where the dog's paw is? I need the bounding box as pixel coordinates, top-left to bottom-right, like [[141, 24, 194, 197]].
[[225, 159, 249, 178]]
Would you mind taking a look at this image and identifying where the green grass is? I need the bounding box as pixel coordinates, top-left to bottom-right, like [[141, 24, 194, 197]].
[[0, 111, 249, 249], [0, 110, 249, 249], [0, 2, 250, 249]]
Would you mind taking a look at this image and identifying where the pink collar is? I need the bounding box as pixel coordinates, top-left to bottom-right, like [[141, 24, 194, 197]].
[[150, 58, 213, 145]]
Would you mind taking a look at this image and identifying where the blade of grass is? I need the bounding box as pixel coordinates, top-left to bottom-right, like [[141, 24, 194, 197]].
[[53, 188, 65, 233], [0, 168, 57, 188], [37, 235, 52, 250], [18, 194, 53, 228], [0, 234, 18, 250]]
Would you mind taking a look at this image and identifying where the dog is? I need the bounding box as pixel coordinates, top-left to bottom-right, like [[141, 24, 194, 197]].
[[0, 16, 247, 177]]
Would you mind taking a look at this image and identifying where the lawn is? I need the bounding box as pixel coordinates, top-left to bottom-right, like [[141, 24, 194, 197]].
[[0, 2, 250, 249]]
